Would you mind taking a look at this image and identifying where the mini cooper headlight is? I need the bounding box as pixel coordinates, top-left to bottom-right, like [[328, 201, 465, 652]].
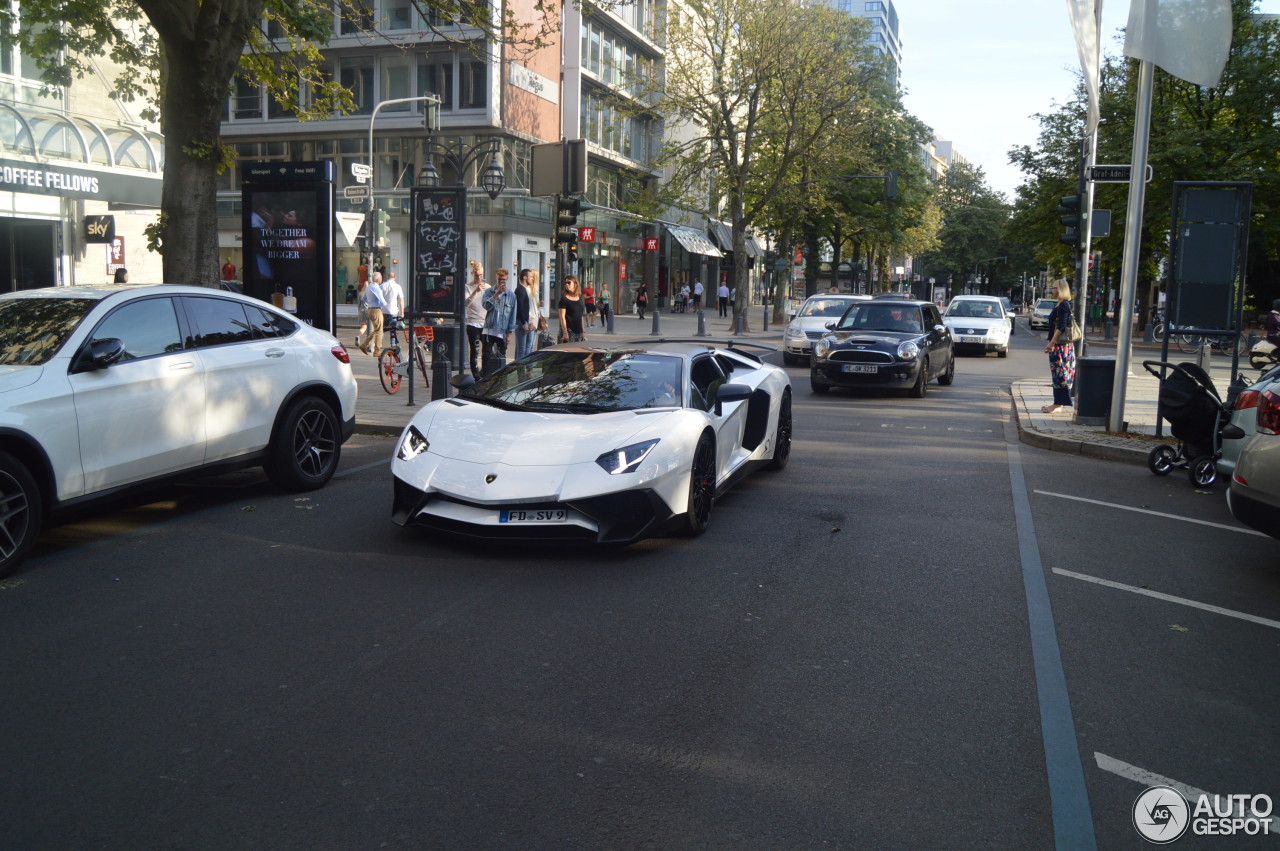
[[596, 439, 660, 475], [397, 425, 430, 461], [813, 337, 832, 359], [897, 340, 920, 360]]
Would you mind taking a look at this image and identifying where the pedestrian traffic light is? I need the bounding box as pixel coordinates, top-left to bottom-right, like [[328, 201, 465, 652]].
[[375, 209, 390, 247], [1058, 195, 1081, 247]]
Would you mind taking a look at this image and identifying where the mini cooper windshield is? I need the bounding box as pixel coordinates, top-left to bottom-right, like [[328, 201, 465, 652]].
[[463, 350, 685, 412], [0, 297, 97, 365], [835, 303, 923, 334]]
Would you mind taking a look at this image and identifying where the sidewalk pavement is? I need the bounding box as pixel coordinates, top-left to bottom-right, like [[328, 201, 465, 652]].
[[336, 305, 1244, 466]]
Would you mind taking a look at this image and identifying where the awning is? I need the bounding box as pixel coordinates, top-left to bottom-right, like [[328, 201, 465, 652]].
[[708, 219, 762, 257], [665, 224, 723, 258]]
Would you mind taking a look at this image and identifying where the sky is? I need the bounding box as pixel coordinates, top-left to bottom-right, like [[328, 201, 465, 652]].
[[899, 0, 1280, 200]]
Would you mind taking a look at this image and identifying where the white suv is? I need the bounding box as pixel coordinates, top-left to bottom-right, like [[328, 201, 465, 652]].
[[1030, 298, 1056, 330], [0, 285, 358, 577]]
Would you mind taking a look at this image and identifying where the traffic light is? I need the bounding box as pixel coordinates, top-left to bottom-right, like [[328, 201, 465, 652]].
[[554, 196, 592, 244], [1057, 195, 1081, 247], [566, 241, 579, 264], [375, 209, 390, 247]]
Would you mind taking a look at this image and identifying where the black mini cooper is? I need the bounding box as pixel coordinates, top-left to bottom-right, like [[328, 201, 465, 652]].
[[809, 299, 955, 397]]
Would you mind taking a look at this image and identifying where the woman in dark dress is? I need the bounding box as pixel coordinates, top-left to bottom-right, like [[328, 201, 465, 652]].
[[635, 284, 648, 320], [558, 276, 586, 342], [1042, 280, 1076, 414]]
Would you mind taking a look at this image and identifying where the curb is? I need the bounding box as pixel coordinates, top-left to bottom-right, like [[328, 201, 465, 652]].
[[1010, 397, 1153, 466]]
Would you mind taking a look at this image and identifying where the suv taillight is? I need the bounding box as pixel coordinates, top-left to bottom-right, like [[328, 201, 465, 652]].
[[1258, 389, 1280, 435], [331, 345, 351, 364], [1234, 389, 1259, 411]]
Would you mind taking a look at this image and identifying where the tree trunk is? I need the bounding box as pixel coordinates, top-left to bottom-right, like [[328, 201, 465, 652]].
[[160, 48, 223, 287]]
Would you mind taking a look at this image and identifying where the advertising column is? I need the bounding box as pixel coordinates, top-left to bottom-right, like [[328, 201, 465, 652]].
[[241, 161, 336, 333]]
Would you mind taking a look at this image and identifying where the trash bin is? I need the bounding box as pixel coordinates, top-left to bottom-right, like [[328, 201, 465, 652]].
[[1074, 357, 1115, 425]]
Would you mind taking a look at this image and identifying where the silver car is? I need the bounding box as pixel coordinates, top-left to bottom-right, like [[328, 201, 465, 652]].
[[1029, 298, 1056, 330], [1218, 364, 1280, 477], [1226, 366, 1280, 540], [782, 294, 870, 366]]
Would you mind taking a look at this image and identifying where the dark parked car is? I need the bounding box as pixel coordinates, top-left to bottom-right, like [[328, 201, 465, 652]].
[[810, 299, 955, 397]]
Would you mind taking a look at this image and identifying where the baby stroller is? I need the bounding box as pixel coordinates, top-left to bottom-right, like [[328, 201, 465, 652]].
[[1142, 360, 1244, 487]]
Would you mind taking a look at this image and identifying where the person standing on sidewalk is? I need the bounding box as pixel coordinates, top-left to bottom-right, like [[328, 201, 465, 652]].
[[1042, 280, 1076, 414], [514, 268, 540, 359], [599, 284, 611, 325], [481, 268, 517, 375], [464, 261, 491, 379], [583, 281, 597, 328], [717, 281, 730, 317], [635, 284, 649, 320], [358, 270, 388, 357], [558, 276, 586, 342], [692, 279, 704, 310]]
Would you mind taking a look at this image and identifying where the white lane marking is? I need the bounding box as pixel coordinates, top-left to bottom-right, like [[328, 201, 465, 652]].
[[946, 427, 994, 433], [1054, 569, 1280, 631], [1095, 753, 1280, 837], [1034, 490, 1268, 537]]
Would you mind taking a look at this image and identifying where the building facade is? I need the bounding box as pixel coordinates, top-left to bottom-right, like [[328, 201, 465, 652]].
[[0, 36, 164, 292]]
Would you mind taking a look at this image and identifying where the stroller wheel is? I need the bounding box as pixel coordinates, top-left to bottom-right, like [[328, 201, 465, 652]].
[[1188, 455, 1217, 488], [1148, 444, 1178, 476]]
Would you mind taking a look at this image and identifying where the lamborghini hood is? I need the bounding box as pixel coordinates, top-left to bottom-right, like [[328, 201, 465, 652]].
[[420, 400, 676, 466]]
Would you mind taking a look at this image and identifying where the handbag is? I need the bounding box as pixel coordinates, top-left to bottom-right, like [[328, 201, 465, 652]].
[[537, 331, 556, 349], [1060, 315, 1082, 344]]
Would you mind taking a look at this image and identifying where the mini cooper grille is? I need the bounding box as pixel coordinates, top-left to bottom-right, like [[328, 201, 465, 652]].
[[830, 349, 894, 364]]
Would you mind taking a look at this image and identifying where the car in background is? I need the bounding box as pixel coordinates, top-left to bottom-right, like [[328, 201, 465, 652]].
[[1000, 296, 1016, 316], [1030, 298, 1056, 330], [810, 299, 954, 397], [1218, 363, 1280, 478], [1227, 368, 1280, 540], [782, 293, 870, 366], [391, 342, 791, 542], [0, 284, 357, 578], [943, 295, 1011, 358]]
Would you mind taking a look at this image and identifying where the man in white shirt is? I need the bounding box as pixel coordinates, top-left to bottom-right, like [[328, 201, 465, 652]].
[[717, 281, 730, 317], [359, 271, 388, 357], [380, 269, 405, 349], [692, 279, 704, 310], [464, 261, 491, 379]]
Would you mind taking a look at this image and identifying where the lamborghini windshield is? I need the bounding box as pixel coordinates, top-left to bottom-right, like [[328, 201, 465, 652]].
[[464, 350, 684, 412]]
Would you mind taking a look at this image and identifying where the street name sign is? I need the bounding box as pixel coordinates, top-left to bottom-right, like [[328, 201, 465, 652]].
[[344, 184, 371, 202]]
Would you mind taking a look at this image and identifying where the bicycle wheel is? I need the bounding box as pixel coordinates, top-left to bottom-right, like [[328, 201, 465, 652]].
[[1152, 323, 1166, 343], [1176, 333, 1201, 354], [379, 348, 402, 394]]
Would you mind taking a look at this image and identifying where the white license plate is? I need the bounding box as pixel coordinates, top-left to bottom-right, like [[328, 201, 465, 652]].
[[962, 336, 983, 343], [499, 509, 568, 523], [841, 363, 878, 374]]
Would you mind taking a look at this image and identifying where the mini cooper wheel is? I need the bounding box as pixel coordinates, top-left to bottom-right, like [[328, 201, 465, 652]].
[[810, 378, 830, 394], [266, 396, 342, 491], [379, 349, 402, 394], [1189, 455, 1217, 488], [938, 354, 955, 385], [684, 434, 716, 534], [1147, 444, 1177, 476], [0, 451, 42, 579], [766, 391, 792, 471], [909, 360, 929, 398]]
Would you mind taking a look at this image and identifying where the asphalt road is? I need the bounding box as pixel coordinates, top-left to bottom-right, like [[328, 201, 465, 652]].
[[1, 328, 1276, 849]]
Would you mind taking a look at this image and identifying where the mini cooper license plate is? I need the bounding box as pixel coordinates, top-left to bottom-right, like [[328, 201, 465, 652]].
[[499, 509, 568, 523], [841, 363, 878, 374]]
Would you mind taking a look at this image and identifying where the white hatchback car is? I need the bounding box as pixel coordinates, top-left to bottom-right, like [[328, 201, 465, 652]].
[[942, 295, 1011, 357], [0, 284, 358, 577], [782, 294, 871, 366]]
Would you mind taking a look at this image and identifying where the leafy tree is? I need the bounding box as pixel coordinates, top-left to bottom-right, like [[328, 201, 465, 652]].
[[656, 0, 894, 327], [913, 161, 1009, 294], [4, 0, 556, 287]]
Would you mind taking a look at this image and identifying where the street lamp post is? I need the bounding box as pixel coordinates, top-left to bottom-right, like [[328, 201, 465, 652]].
[[972, 256, 1008, 295]]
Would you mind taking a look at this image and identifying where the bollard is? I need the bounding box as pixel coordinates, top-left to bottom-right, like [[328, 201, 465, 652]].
[[734, 313, 745, 335], [650, 304, 662, 335], [1105, 319, 1114, 342], [1142, 322, 1154, 344], [696, 308, 707, 337], [431, 356, 450, 401], [606, 307, 615, 335], [762, 303, 769, 333]]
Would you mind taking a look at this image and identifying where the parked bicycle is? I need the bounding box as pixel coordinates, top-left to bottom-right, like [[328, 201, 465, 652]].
[[379, 319, 433, 394], [1173, 328, 1249, 357]]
